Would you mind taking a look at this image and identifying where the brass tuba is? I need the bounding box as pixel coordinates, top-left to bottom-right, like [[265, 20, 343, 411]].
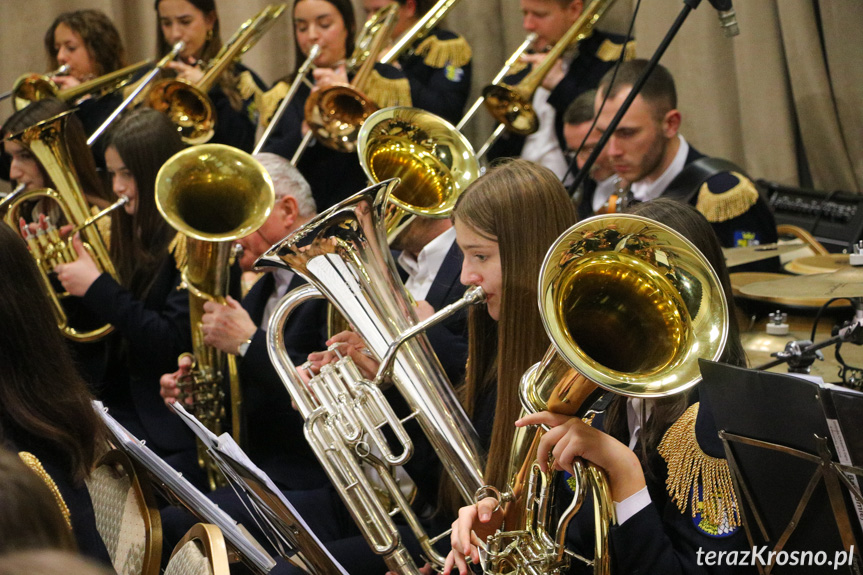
[[257, 180, 487, 574], [155, 144, 274, 490], [147, 4, 286, 144], [2, 111, 125, 342], [482, 214, 730, 574], [357, 105, 479, 238]]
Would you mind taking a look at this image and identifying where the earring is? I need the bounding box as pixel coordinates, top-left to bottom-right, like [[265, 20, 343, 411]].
[[206, 28, 214, 41]]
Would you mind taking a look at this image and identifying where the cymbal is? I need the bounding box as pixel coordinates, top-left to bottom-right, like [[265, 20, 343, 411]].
[[723, 241, 804, 268], [740, 267, 863, 300], [785, 253, 850, 275], [730, 272, 848, 308]]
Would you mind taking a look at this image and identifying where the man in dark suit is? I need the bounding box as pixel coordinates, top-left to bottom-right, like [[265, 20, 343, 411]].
[[592, 59, 778, 257], [160, 152, 327, 490]]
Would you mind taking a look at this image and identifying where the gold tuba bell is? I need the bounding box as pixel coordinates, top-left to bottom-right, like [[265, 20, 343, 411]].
[[357, 106, 479, 239], [2, 111, 126, 342], [155, 144, 275, 490], [257, 180, 487, 574], [482, 214, 729, 574]]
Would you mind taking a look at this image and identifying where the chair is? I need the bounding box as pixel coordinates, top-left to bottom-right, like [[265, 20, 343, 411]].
[[85, 449, 161, 575], [165, 524, 230, 575], [777, 224, 830, 263]]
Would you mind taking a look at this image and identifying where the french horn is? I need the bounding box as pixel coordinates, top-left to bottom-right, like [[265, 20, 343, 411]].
[[482, 214, 729, 574]]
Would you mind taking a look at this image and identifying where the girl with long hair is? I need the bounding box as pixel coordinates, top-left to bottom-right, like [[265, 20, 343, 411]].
[[260, 0, 410, 211], [42, 10, 130, 160], [53, 108, 200, 487], [445, 198, 752, 575], [0, 222, 110, 564], [154, 0, 268, 152]]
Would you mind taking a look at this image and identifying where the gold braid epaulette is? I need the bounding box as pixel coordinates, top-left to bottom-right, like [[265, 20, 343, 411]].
[[168, 233, 188, 271], [238, 70, 265, 122], [414, 35, 472, 69], [365, 69, 412, 108], [658, 403, 741, 532], [596, 38, 637, 62], [256, 81, 291, 129], [694, 171, 759, 223], [18, 452, 72, 529]]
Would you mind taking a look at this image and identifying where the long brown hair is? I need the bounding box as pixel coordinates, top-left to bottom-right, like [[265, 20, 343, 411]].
[[0, 447, 76, 553], [0, 224, 106, 483], [441, 159, 577, 513], [2, 97, 112, 206], [602, 198, 747, 464], [105, 108, 185, 298], [44, 10, 126, 76]]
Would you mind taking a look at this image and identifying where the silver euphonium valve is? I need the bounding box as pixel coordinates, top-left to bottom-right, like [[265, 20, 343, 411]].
[[257, 179, 487, 574]]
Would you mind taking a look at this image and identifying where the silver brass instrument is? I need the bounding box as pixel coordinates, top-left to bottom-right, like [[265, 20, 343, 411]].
[[482, 0, 617, 137], [257, 180, 487, 574], [253, 44, 320, 155], [357, 106, 479, 239], [87, 41, 186, 147], [148, 4, 286, 144], [155, 144, 275, 490], [481, 214, 730, 574], [2, 111, 124, 342]]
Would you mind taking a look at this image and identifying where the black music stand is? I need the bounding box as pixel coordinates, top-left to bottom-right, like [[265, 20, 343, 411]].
[[699, 360, 863, 574]]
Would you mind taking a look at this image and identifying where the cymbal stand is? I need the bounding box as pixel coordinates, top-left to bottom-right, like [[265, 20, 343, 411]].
[[756, 298, 863, 374]]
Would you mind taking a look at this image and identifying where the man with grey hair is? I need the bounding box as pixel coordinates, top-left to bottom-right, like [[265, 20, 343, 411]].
[[161, 152, 327, 491]]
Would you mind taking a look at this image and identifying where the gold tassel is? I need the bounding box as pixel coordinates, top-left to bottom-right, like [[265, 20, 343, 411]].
[[414, 35, 472, 69], [364, 69, 413, 108], [168, 233, 188, 271], [19, 452, 72, 529], [694, 172, 759, 223], [257, 81, 291, 129], [596, 38, 637, 62], [658, 403, 741, 535], [237, 70, 263, 101]]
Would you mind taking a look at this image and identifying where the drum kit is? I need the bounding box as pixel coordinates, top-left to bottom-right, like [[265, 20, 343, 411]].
[[725, 242, 863, 387]]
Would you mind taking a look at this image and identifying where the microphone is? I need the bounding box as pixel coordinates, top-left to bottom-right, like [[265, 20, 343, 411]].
[[706, 0, 740, 37]]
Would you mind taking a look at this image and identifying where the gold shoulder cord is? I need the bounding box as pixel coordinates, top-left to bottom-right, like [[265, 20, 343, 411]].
[[658, 403, 741, 534], [413, 35, 472, 69], [18, 451, 73, 529], [168, 232, 189, 271], [695, 172, 760, 224]]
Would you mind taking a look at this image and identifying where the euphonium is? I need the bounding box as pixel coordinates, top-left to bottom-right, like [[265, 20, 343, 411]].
[[483, 0, 618, 136], [257, 179, 487, 574], [2, 111, 124, 342], [147, 4, 286, 144], [482, 214, 729, 574], [357, 106, 479, 239], [155, 144, 275, 490]]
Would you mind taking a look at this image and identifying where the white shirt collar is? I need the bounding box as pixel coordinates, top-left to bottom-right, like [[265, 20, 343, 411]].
[[626, 397, 653, 450], [261, 268, 295, 330], [399, 226, 456, 301], [630, 134, 689, 202]]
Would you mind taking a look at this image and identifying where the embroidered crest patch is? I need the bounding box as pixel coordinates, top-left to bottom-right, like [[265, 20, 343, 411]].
[[445, 64, 464, 82], [692, 485, 740, 538]]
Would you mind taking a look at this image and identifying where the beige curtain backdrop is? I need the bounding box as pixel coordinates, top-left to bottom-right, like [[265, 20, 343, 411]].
[[0, 0, 859, 192]]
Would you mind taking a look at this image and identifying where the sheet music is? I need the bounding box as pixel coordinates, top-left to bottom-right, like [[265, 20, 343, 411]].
[[170, 403, 349, 575], [93, 402, 277, 573], [820, 384, 863, 534]]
